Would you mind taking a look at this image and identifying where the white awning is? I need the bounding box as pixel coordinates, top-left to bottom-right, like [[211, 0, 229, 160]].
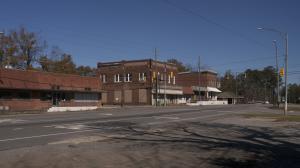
[[192, 86, 222, 93], [152, 89, 183, 95], [207, 87, 222, 93]]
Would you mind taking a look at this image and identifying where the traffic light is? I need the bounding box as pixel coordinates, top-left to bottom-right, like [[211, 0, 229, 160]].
[[280, 68, 284, 77]]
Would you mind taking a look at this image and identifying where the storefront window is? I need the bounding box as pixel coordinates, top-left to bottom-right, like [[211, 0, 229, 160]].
[[17, 92, 31, 99], [0, 92, 12, 99]]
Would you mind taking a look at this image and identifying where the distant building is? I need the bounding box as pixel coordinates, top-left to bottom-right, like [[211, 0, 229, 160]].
[[97, 59, 183, 105], [217, 91, 244, 104], [177, 70, 221, 102], [0, 68, 102, 112]]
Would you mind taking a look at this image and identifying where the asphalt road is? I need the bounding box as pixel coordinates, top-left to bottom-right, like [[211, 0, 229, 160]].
[[0, 104, 299, 168], [0, 105, 243, 150]]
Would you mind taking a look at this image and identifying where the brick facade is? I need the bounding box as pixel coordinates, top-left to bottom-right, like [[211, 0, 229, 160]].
[[177, 71, 219, 88], [176, 70, 220, 101], [0, 68, 102, 112], [98, 59, 180, 105]]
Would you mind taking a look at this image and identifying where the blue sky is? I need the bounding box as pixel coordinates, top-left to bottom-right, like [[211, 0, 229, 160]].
[[1, 0, 299, 83]]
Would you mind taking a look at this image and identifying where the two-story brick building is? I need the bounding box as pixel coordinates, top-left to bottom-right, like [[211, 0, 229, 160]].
[[97, 59, 183, 105], [177, 70, 221, 102]]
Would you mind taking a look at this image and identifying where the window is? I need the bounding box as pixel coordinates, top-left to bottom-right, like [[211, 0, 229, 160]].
[[168, 75, 171, 84], [157, 72, 161, 81], [124, 73, 132, 82], [74, 93, 99, 102], [114, 74, 121, 83], [160, 73, 164, 81], [17, 92, 31, 99], [173, 76, 176, 85], [101, 74, 107, 83], [40, 92, 52, 101], [0, 92, 12, 99], [139, 73, 147, 81]]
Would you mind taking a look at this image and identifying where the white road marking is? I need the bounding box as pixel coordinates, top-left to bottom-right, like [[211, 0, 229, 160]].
[[154, 116, 180, 120], [0, 129, 97, 142], [218, 111, 233, 113], [146, 113, 227, 125], [102, 113, 113, 116], [53, 124, 86, 130], [0, 119, 26, 124], [13, 128, 24, 131]]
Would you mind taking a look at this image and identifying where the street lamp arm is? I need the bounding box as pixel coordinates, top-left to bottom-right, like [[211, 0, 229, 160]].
[[257, 27, 286, 36]]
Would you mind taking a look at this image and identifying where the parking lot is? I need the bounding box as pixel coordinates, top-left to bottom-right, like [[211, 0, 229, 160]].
[[0, 104, 299, 168]]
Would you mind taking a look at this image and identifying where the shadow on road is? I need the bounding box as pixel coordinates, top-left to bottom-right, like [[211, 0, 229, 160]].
[[90, 121, 300, 168]]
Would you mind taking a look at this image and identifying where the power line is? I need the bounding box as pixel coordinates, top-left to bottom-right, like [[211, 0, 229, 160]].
[[213, 55, 285, 67], [161, 0, 269, 49]]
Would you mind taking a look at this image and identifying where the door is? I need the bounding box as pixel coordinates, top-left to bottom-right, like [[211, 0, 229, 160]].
[[228, 98, 233, 104], [52, 92, 60, 106]]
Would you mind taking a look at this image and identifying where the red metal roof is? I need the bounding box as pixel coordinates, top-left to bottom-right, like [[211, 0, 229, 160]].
[[0, 68, 102, 92]]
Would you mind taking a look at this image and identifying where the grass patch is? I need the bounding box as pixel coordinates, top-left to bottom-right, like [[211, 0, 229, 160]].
[[269, 104, 300, 112], [242, 113, 300, 122]]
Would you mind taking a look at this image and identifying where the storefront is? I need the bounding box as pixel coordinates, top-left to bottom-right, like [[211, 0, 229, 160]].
[[0, 68, 102, 112]]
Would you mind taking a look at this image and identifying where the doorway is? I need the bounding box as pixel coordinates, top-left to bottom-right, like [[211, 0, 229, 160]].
[[52, 92, 60, 106]]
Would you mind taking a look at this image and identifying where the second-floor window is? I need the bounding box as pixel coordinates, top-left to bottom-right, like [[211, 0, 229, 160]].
[[101, 74, 107, 83], [139, 73, 147, 81], [114, 74, 121, 83], [124, 73, 132, 82], [173, 76, 176, 85]]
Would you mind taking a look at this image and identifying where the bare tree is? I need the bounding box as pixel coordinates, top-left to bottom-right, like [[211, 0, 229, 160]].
[[10, 26, 46, 69], [0, 33, 18, 68]]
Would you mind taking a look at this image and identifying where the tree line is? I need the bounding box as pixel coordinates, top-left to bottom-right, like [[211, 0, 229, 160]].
[[220, 66, 300, 104], [163, 58, 300, 104], [0, 26, 96, 76]]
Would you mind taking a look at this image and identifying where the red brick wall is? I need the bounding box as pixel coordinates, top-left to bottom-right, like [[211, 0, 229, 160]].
[[177, 72, 218, 88], [0, 68, 102, 92], [59, 100, 101, 107], [0, 99, 51, 111], [0, 99, 102, 112]]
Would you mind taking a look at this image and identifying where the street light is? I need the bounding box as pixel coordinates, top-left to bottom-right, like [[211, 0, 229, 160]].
[[257, 27, 288, 116]]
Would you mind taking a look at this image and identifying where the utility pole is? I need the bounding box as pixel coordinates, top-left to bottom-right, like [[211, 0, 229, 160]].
[[284, 33, 288, 115], [235, 72, 238, 104], [0, 32, 4, 67], [264, 81, 267, 102], [198, 56, 201, 101], [155, 48, 158, 107], [273, 40, 280, 108], [121, 61, 125, 107], [164, 62, 167, 106]]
